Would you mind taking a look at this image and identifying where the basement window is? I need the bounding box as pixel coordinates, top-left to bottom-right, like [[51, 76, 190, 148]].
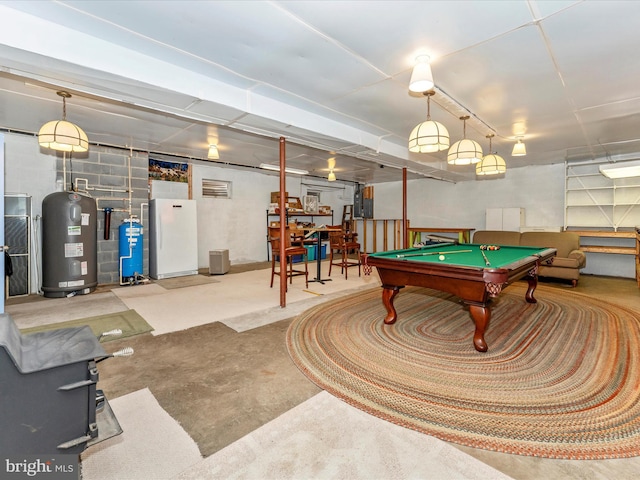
[[307, 189, 322, 201], [202, 179, 231, 199]]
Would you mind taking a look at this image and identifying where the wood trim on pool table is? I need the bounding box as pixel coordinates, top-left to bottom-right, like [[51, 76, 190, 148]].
[[364, 246, 556, 352]]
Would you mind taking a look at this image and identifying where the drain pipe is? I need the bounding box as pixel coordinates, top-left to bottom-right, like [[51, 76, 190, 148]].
[[118, 149, 134, 285], [103, 208, 113, 240], [118, 148, 147, 286]]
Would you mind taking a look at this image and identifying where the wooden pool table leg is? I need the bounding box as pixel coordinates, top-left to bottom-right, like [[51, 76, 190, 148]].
[[381, 286, 402, 324], [468, 304, 490, 352], [525, 273, 539, 304]]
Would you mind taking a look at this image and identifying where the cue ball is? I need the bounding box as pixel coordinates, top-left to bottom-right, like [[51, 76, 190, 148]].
[[439, 255, 445, 261]]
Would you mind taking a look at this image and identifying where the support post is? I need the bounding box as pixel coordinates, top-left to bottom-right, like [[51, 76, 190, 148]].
[[403, 168, 408, 248], [279, 137, 287, 307]]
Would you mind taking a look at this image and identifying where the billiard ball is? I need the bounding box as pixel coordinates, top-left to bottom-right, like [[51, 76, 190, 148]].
[[439, 255, 445, 260]]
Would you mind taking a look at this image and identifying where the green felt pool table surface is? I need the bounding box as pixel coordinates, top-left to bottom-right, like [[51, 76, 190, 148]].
[[366, 243, 550, 269]]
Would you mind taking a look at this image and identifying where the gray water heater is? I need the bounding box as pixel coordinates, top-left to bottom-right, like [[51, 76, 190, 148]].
[[42, 191, 98, 298]]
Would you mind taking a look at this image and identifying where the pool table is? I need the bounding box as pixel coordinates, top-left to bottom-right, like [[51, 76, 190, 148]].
[[364, 243, 556, 352]]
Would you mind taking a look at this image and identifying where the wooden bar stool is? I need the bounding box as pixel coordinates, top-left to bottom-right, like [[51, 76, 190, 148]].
[[327, 225, 361, 279], [268, 226, 308, 289]]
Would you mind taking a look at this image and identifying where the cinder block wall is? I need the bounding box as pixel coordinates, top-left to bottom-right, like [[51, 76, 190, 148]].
[[56, 147, 149, 285]]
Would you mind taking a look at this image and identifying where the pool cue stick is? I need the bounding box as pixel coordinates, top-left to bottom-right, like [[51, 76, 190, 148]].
[[396, 249, 472, 258], [417, 241, 455, 249], [480, 250, 491, 266]]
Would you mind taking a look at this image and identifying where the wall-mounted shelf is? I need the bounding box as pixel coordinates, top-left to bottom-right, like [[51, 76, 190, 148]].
[[565, 162, 640, 231]]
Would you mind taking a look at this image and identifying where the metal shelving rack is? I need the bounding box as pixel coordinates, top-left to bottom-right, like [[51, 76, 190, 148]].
[[265, 210, 333, 260], [565, 162, 640, 285]]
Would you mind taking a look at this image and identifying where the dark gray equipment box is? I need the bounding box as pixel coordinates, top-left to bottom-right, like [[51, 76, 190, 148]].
[[0, 314, 121, 455]]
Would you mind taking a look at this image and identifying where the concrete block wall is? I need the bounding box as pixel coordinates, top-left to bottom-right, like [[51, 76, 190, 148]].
[[56, 147, 149, 285]]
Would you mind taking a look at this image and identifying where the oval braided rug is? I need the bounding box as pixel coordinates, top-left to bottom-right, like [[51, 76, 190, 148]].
[[286, 283, 640, 459]]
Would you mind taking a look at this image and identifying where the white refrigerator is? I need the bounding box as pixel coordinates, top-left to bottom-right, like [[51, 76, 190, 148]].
[[149, 199, 198, 279]]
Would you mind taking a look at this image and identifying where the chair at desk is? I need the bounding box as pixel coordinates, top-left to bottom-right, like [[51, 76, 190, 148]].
[[327, 225, 361, 279], [268, 226, 308, 289]]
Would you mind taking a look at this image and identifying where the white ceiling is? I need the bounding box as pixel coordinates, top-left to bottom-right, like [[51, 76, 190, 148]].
[[1, 0, 640, 184]]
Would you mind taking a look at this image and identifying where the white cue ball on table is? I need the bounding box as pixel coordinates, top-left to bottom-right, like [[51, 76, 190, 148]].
[[439, 255, 445, 261]]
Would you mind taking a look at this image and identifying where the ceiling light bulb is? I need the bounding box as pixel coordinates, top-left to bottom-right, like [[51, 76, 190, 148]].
[[208, 144, 219, 159], [259, 163, 309, 175], [328, 170, 336, 182], [511, 139, 526, 156], [409, 54, 434, 93], [599, 160, 640, 179]]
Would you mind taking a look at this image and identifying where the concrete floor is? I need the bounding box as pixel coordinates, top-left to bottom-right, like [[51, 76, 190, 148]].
[[7, 266, 640, 479]]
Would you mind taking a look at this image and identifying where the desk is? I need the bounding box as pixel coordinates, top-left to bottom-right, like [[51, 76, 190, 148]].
[[303, 227, 333, 284], [408, 227, 475, 245], [568, 229, 640, 288], [364, 243, 556, 352]]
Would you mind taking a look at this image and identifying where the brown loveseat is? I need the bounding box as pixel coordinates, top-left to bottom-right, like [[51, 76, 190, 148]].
[[472, 230, 587, 286]]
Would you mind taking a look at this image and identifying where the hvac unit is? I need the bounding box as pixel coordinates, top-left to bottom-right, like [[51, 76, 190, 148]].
[[209, 249, 230, 274]]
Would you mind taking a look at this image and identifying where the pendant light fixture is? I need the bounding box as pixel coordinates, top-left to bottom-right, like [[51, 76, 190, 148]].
[[38, 91, 89, 153], [511, 138, 527, 156], [408, 91, 449, 153], [476, 134, 506, 176], [409, 54, 434, 93], [447, 116, 483, 165]]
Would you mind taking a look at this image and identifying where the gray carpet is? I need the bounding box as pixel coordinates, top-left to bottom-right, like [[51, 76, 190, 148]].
[[20, 309, 153, 341], [6, 291, 130, 329]]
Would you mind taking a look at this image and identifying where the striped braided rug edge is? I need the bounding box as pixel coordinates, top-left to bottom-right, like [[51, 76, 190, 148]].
[[286, 283, 640, 459]]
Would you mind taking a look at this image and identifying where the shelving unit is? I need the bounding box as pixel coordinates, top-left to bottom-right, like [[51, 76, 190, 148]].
[[565, 162, 640, 285], [265, 210, 333, 259], [565, 162, 640, 230]]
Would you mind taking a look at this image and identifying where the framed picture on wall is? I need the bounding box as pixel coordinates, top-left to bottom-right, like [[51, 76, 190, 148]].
[[149, 158, 189, 182], [303, 195, 319, 214]]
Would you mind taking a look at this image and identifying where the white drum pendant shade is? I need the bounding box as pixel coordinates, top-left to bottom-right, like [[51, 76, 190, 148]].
[[38, 91, 89, 153], [447, 138, 483, 165], [408, 120, 449, 153], [38, 120, 89, 153], [476, 153, 506, 176]]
